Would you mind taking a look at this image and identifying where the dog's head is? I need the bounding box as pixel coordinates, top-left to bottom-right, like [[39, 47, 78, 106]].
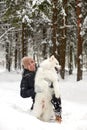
[[49, 55, 61, 71], [40, 55, 61, 71]]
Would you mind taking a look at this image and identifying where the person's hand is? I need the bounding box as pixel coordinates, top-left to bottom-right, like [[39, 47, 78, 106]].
[[56, 116, 62, 123]]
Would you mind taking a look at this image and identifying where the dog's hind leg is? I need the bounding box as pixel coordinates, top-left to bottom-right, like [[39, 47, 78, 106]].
[[32, 94, 44, 119], [42, 101, 55, 122]]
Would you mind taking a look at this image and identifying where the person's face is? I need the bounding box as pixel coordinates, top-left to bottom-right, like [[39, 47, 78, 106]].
[[27, 60, 36, 71]]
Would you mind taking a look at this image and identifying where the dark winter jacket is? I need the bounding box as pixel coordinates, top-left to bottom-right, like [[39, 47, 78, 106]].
[[20, 69, 36, 99]]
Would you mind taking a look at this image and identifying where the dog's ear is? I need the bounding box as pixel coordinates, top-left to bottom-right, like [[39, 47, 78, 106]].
[[49, 55, 55, 61]]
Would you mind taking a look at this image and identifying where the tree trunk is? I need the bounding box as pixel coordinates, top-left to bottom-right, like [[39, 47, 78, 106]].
[[6, 41, 9, 70], [76, 0, 83, 81], [59, 0, 67, 79], [22, 23, 28, 58], [14, 44, 17, 69], [5, 38, 12, 72], [14, 33, 18, 69], [42, 27, 47, 59], [69, 43, 73, 75], [51, 0, 58, 58]]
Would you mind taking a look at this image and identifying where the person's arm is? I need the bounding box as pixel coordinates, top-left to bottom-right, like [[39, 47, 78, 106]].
[[20, 75, 35, 98], [20, 87, 34, 98]]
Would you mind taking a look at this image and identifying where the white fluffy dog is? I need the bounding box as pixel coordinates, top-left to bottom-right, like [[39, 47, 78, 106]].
[[32, 55, 61, 122]]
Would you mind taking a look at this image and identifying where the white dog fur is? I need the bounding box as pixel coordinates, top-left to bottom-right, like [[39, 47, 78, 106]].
[[32, 55, 61, 122]]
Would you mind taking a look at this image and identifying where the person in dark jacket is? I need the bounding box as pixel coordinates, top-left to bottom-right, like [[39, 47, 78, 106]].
[[20, 57, 36, 109], [20, 56, 62, 122]]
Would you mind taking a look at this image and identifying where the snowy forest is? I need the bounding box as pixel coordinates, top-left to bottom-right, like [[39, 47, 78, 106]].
[[0, 0, 87, 81]]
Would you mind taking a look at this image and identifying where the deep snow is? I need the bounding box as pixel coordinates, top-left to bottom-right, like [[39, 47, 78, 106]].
[[0, 68, 87, 130]]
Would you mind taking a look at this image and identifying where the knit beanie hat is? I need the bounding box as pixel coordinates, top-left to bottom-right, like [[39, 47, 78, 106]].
[[22, 56, 34, 69]]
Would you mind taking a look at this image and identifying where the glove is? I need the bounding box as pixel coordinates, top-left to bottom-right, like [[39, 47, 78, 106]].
[[51, 94, 61, 111]]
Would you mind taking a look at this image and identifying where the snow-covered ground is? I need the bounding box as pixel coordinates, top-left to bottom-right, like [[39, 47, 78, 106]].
[[0, 68, 87, 130]]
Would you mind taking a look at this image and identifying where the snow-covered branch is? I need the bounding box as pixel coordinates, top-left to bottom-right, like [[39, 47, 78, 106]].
[[0, 27, 15, 40]]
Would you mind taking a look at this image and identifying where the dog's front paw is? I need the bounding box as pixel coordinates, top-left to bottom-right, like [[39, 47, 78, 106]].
[[56, 116, 62, 123]]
